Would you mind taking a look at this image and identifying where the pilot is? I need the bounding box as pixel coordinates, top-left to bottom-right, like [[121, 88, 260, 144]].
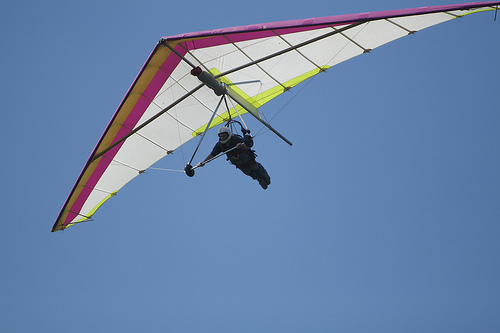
[[197, 127, 271, 189]]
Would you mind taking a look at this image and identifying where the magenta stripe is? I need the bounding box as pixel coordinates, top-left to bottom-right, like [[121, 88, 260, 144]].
[[62, 46, 186, 227], [183, 24, 338, 50], [164, 2, 499, 42]]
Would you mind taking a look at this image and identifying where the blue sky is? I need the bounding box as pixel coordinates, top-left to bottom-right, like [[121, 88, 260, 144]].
[[1, 1, 499, 332]]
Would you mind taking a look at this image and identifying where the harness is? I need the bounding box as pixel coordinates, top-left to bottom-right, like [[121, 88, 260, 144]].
[[219, 135, 257, 169]]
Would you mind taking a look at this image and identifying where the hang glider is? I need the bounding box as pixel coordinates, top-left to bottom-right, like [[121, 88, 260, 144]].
[[52, 2, 500, 232]]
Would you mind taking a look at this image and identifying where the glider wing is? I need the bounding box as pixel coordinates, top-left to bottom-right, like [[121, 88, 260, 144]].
[[52, 1, 500, 231]]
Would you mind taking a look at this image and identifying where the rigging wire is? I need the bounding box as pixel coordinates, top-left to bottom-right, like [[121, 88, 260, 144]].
[[253, 73, 318, 138], [148, 167, 185, 172], [253, 23, 369, 138], [187, 94, 226, 166], [225, 94, 250, 132]]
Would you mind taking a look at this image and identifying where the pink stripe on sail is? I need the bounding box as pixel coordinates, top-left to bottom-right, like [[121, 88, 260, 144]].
[[62, 47, 186, 228], [164, 2, 499, 42]]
